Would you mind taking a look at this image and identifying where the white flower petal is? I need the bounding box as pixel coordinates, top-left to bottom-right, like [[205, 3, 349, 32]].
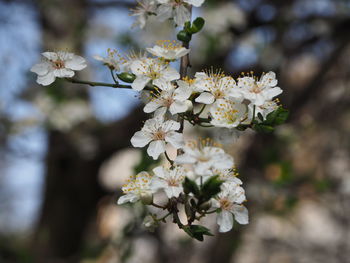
[[162, 66, 180, 81], [184, 0, 204, 7], [153, 166, 167, 179], [169, 101, 188, 114], [173, 86, 192, 101], [156, 4, 173, 21], [37, 72, 56, 86], [195, 92, 215, 104], [117, 193, 139, 205], [266, 87, 283, 99], [232, 205, 249, 225], [165, 131, 184, 148], [164, 186, 183, 198], [42, 52, 58, 61], [144, 100, 162, 113], [147, 140, 166, 160], [30, 62, 50, 75], [65, 55, 87, 71], [217, 210, 234, 233], [174, 153, 197, 164], [53, 68, 74, 78], [161, 120, 180, 132], [150, 177, 168, 190], [174, 5, 190, 27], [132, 76, 151, 91], [131, 131, 152, 147]]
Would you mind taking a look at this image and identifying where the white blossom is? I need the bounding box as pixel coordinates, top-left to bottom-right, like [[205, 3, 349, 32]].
[[144, 81, 192, 115], [195, 72, 242, 105], [151, 165, 186, 198], [237, 71, 282, 106], [210, 99, 247, 128], [156, 0, 205, 27], [176, 73, 208, 95], [130, 0, 157, 29], [93, 48, 121, 71], [31, 51, 86, 86], [146, 40, 189, 60], [211, 181, 249, 232], [202, 167, 242, 185], [117, 171, 154, 204], [130, 115, 184, 159], [248, 99, 278, 121], [130, 58, 180, 91], [122, 50, 149, 72], [175, 139, 234, 176]]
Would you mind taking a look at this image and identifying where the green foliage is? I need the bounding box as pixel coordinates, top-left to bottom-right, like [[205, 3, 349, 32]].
[[183, 225, 213, 241], [186, 17, 205, 34], [183, 177, 200, 195], [200, 175, 223, 202], [177, 30, 192, 43], [178, 17, 205, 43], [253, 106, 289, 133]]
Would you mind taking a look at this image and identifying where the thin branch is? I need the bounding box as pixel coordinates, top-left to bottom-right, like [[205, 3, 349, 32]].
[[66, 78, 153, 91], [66, 78, 131, 89]]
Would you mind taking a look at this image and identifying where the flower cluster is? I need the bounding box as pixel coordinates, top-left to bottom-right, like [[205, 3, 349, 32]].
[[119, 138, 248, 233], [131, 0, 205, 28], [30, 0, 289, 241]]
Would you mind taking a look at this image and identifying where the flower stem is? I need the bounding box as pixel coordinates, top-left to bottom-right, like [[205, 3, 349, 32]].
[[110, 69, 118, 84], [197, 104, 206, 115], [151, 202, 166, 209], [164, 151, 174, 166]]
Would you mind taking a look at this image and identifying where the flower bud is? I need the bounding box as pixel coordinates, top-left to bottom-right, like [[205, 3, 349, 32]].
[[117, 72, 136, 83], [140, 192, 153, 205]]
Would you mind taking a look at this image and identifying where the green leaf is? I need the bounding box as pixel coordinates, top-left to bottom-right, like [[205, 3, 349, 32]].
[[183, 225, 213, 241], [201, 175, 223, 202], [189, 17, 205, 34], [184, 21, 192, 33], [183, 177, 200, 196], [257, 112, 264, 121], [177, 30, 192, 43], [117, 72, 136, 83], [253, 124, 275, 133], [265, 107, 289, 125]]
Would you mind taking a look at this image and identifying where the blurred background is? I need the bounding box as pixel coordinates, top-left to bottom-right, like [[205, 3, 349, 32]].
[[1, 0, 350, 262]]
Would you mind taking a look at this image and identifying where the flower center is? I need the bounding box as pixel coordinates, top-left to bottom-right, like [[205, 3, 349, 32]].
[[213, 89, 224, 99], [52, 59, 65, 69], [167, 178, 179, 186], [153, 130, 166, 140], [219, 199, 233, 210], [163, 96, 174, 107], [148, 70, 161, 80], [250, 84, 261, 94], [198, 154, 210, 162]]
